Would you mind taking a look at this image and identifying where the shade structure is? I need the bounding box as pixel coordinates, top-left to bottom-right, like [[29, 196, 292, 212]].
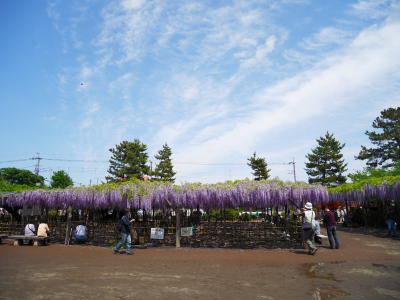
[[329, 181, 400, 206], [3, 180, 330, 210]]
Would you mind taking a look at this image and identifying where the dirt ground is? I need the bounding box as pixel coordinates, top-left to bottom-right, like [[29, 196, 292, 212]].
[[0, 229, 399, 300]]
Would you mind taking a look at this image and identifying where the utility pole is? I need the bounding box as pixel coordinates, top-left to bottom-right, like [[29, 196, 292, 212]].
[[31, 153, 43, 176], [288, 158, 297, 183]]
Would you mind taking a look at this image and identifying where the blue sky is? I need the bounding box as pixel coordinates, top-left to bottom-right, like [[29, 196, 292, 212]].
[[1, 0, 399, 186]]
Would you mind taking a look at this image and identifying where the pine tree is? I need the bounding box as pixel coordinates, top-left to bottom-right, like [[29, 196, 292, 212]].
[[356, 106, 400, 168], [247, 152, 271, 181], [305, 132, 347, 186], [106, 139, 150, 182], [153, 143, 176, 182]]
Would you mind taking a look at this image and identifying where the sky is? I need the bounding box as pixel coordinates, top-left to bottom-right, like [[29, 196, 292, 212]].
[[0, 0, 399, 186]]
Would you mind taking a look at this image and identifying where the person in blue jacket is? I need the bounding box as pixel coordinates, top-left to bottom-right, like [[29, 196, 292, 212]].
[[114, 209, 135, 255]]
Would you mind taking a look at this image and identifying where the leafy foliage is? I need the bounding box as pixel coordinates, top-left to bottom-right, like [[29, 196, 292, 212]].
[[153, 143, 176, 182], [0, 168, 44, 187], [356, 106, 400, 168], [349, 161, 400, 182], [0, 180, 39, 192], [247, 152, 271, 181], [106, 139, 150, 182], [50, 170, 73, 188], [305, 132, 347, 186]]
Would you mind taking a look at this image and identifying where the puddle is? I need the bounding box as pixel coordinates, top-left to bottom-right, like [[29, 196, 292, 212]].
[[312, 286, 350, 300], [386, 250, 400, 256], [375, 287, 400, 299], [302, 263, 340, 282], [329, 261, 345, 265], [347, 267, 388, 277]]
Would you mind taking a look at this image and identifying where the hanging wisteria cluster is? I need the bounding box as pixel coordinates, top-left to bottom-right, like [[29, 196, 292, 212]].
[[329, 181, 400, 206], [3, 180, 329, 210]]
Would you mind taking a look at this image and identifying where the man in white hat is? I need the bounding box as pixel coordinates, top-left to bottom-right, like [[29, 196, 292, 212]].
[[302, 202, 318, 255]]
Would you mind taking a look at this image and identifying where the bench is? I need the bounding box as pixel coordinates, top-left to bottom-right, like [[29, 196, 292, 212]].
[[0, 234, 7, 244], [8, 235, 49, 246]]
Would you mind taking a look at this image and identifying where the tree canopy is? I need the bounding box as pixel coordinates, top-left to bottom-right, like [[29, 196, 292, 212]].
[[50, 170, 73, 188], [106, 139, 150, 182], [305, 132, 347, 186], [0, 168, 44, 187], [349, 161, 400, 182], [153, 143, 176, 182], [247, 152, 271, 181], [356, 106, 400, 168]]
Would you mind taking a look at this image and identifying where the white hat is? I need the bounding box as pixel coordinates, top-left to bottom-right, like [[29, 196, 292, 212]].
[[304, 202, 313, 210]]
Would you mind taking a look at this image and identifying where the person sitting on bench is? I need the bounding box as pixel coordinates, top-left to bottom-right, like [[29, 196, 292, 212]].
[[37, 218, 50, 238], [24, 221, 36, 245], [24, 223, 36, 237], [74, 221, 87, 243]]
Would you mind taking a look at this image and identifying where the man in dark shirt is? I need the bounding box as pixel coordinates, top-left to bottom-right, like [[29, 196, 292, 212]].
[[323, 208, 340, 249], [114, 209, 135, 255]]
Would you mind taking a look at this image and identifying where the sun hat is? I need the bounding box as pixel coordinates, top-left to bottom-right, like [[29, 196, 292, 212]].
[[304, 202, 313, 210]]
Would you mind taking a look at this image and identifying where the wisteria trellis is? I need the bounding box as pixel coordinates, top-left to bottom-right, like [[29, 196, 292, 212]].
[[329, 181, 400, 206], [3, 180, 399, 210], [4, 180, 329, 210]]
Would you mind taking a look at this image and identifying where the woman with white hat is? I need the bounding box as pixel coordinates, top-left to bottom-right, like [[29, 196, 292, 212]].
[[302, 202, 318, 255]]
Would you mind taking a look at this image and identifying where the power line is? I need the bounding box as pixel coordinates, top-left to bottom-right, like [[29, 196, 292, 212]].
[[0, 159, 32, 164], [42, 158, 108, 163]]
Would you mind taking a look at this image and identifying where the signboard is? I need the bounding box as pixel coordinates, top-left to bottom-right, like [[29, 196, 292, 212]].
[[181, 226, 193, 237], [150, 228, 164, 240]]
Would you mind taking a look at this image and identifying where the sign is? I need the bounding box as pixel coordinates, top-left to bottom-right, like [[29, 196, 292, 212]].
[[181, 226, 193, 237], [150, 228, 164, 240]]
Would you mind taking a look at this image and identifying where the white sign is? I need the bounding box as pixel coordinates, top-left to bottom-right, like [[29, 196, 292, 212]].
[[181, 227, 193, 237], [150, 228, 164, 240]]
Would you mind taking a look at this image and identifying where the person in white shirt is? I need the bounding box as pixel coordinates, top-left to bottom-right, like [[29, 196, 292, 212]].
[[74, 221, 87, 243], [24, 223, 36, 236], [24, 222, 36, 245], [302, 202, 318, 255]]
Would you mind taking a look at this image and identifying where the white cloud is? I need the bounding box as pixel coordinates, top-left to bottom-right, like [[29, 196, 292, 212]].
[[351, 0, 400, 19], [121, 0, 145, 10], [240, 35, 276, 68], [46, 0, 400, 185], [302, 27, 353, 50], [169, 21, 400, 182]]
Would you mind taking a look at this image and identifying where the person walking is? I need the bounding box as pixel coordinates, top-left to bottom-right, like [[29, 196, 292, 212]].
[[385, 201, 397, 238], [323, 207, 340, 249], [114, 209, 135, 255], [302, 202, 318, 255]]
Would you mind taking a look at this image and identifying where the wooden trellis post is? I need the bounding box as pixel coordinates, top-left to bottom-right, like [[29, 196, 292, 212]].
[[64, 206, 72, 245], [175, 209, 181, 248]]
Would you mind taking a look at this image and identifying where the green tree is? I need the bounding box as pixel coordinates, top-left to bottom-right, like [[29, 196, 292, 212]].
[[305, 132, 347, 186], [356, 106, 400, 168], [349, 161, 400, 182], [0, 168, 44, 187], [247, 152, 271, 181], [153, 143, 176, 182], [106, 139, 150, 182], [50, 170, 73, 188]]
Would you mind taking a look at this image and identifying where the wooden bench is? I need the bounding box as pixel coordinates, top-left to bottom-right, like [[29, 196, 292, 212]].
[[8, 235, 49, 246], [0, 234, 8, 244]]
